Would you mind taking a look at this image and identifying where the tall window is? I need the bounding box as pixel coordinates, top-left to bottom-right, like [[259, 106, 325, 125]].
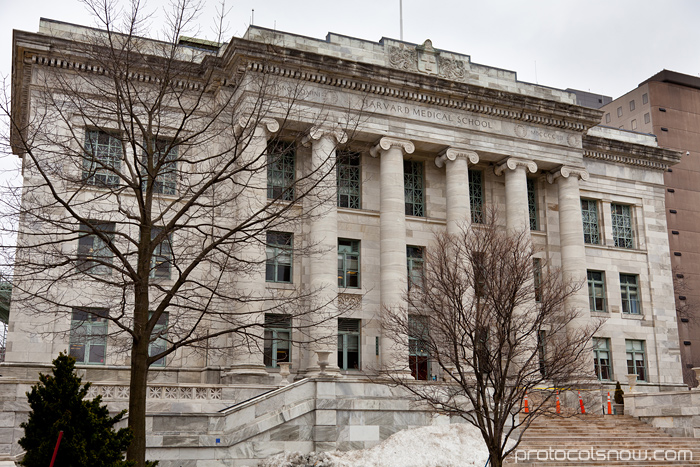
[[620, 274, 640, 315], [267, 140, 295, 201], [404, 160, 424, 217], [338, 239, 360, 288], [337, 318, 360, 370], [605, 113, 611, 123], [533, 258, 542, 302], [644, 113, 651, 124], [69, 308, 108, 365], [629, 100, 635, 111], [469, 169, 484, 224], [593, 337, 613, 381], [537, 330, 547, 377], [642, 93, 648, 105], [527, 178, 538, 230], [263, 314, 291, 367], [626, 339, 647, 381], [150, 228, 172, 279], [408, 315, 429, 380], [587, 270, 606, 312], [77, 222, 115, 275], [611, 204, 634, 248], [581, 199, 600, 245], [83, 130, 122, 186], [337, 151, 361, 209], [406, 246, 424, 290], [266, 232, 293, 283], [142, 140, 177, 195], [149, 312, 168, 367]]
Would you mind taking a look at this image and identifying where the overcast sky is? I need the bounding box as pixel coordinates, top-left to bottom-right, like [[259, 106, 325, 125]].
[[1, 0, 699, 181]]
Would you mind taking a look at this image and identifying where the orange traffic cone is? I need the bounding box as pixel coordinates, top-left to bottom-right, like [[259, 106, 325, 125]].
[[607, 391, 612, 415], [523, 392, 529, 414], [578, 391, 586, 414], [556, 391, 561, 414]]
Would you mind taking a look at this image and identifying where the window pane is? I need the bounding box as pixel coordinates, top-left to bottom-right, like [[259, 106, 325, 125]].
[[527, 178, 538, 231], [267, 141, 295, 201], [83, 130, 122, 186], [469, 170, 484, 224], [337, 152, 361, 209], [612, 204, 634, 248], [404, 161, 424, 217], [581, 199, 600, 245]]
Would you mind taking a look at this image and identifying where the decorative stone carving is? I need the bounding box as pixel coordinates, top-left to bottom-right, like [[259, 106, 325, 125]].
[[338, 293, 362, 311], [515, 125, 527, 138], [416, 40, 439, 75], [278, 362, 292, 386], [435, 148, 479, 168], [234, 116, 279, 138], [494, 157, 538, 176], [547, 166, 590, 184], [369, 137, 415, 158], [302, 124, 348, 146], [438, 57, 466, 81], [388, 44, 418, 72]]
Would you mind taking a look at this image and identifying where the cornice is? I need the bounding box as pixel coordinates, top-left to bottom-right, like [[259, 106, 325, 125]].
[[583, 135, 682, 172]]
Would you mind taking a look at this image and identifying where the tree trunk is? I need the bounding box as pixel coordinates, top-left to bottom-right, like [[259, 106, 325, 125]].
[[126, 334, 150, 467]]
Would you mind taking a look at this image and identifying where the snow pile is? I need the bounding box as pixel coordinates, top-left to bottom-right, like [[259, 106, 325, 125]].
[[259, 423, 491, 467]]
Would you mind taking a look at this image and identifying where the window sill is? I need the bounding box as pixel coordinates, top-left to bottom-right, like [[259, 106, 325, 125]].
[[584, 243, 646, 254], [590, 311, 609, 317], [621, 313, 644, 320], [266, 282, 295, 289], [338, 288, 363, 295]]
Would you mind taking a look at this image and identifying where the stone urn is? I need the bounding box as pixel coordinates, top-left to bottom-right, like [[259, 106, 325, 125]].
[[626, 373, 638, 393], [278, 362, 292, 386], [316, 350, 332, 375], [693, 367, 700, 389]]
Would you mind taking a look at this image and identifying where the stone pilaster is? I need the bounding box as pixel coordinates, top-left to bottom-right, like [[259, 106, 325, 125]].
[[495, 157, 538, 233], [302, 125, 347, 377], [370, 137, 415, 376], [435, 148, 479, 235], [548, 166, 591, 323], [223, 118, 280, 383]]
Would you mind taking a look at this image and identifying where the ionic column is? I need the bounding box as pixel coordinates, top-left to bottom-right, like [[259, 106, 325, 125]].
[[548, 166, 591, 322], [495, 157, 538, 232], [370, 137, 415, 375], [303, 125, 347, 376], [224, 117, 280, 382], [435, 148, 479, 235]]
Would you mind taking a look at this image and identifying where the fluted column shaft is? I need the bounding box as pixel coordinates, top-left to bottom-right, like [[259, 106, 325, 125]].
[[436, 149, 479, 235], [371, 137, 415, 374]]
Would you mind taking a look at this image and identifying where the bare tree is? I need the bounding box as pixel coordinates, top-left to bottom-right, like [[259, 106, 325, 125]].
[[382, 213, 600, 467], [1, 1, 360, 465]]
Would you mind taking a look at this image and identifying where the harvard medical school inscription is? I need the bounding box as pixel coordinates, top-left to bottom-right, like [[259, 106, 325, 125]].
[[366, 99, 498, 130]]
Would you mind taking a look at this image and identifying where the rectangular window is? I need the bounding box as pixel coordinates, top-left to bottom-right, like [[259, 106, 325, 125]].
[[142, 140, 177, 195], [150, 228, 172, 279], [408, 315, 430, 380], [593, 337, 613, 381], [620, 274, 640, 315], [266, 232, 293, 283], [404, 160, 424, 217], [469, 169, 484, 224], [626, 339, 647, 381], [581, 199, 600, 245], [617, 106, 623, 117], [263, 314, 291, 367], [537, 330, 546, 377], [605, 113, 611, 123], [644, 112, 650, 124], [642, 93, 648, 105], [337, 151, 361, 209], [533, 258, 542, 302], [527, 178, 538, 230], [629, 100, 635, 111], [78, 222, 115, 275], [631, 119, 637, 130], [267, 140, 295, 201], [149, 312, 168, 367], [337, 318, 360, 370], [338, 239, 360, 288], [83, 130, 122, 186], [69, 308, 108, 365], [587, 270, 606, 312], [611, 204, 634, 248], [407, 246, 424, 290]]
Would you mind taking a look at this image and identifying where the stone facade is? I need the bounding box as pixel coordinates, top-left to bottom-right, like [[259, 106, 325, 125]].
[[1, 19, 687, 463]]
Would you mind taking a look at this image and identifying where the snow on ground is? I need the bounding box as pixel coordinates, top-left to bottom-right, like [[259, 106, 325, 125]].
[[259, 423, 492, 467]]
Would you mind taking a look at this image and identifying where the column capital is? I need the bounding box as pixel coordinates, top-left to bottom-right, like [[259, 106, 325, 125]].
[[370, 137, 415, 158], [494, 157, 537, 176], [435, 148, 479, 168], [302, 124, 348, 147], [547, 165, 590, 184], [234, 116, 280, 139]]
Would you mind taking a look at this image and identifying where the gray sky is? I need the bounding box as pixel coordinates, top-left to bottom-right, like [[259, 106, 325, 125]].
[[1, 0, 699, 181]]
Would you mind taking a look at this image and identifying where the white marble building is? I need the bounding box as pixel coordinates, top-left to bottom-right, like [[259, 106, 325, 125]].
[[0, 19, 686, 463]]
